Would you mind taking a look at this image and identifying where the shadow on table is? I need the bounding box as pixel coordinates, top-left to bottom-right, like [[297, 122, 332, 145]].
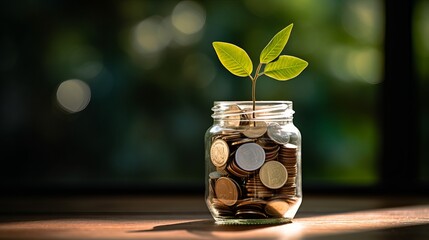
[[132, 203, 429, 240], [130, 219, 289, 239], [130, 219, 285, 233], [304, 224, 429, 240], [132, 219, 429, 240]]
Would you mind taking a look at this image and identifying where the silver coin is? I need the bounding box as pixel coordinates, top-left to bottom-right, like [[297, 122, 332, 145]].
[[287, 132, 300, 144], [267, 122, 290, 144], [235, 143, 265, 171], [209, 171, 224, 179]]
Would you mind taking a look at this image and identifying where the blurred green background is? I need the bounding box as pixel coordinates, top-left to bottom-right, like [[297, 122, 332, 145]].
[[0, 0, 427, 192]]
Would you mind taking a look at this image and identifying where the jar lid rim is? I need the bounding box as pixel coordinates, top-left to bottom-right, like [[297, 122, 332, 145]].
[[214, 101, 292, 104], [212, 101, 294, 120]]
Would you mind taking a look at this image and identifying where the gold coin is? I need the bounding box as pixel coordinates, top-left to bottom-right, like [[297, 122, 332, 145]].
[[265, 199, 290, 217], [210, 139, 229, 167], [214, 177, 239, 206], [221, 133, 242, 141], [259, 161, 288, 189], [231, 138, 256, 146], [243, 121, 267, 138]]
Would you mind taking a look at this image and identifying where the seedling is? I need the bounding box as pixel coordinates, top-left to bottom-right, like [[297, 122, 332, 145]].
[[213, 24, 308, 113]]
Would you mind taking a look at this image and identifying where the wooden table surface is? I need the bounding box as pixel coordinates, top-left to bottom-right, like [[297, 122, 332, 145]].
[[0, 194, 428, 239]]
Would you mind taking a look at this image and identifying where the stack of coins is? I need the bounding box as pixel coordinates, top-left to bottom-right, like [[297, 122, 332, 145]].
[[257, 138, 280, 161], [235, 198, 268, 219], [277, 144, 298, 196], [245, 174, 274, 198], [208, 107, 300, 220], [212, 198, 235, 217]]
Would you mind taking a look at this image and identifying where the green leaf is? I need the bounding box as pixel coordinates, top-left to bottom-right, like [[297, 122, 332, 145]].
[[260, 24, 293, 64], [264, 55, 308, 81], [212, 42, 253, 77]]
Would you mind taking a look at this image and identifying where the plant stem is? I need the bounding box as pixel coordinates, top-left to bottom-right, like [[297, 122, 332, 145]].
[[252, 77, 256, 111], [251, 63, 263, 119]]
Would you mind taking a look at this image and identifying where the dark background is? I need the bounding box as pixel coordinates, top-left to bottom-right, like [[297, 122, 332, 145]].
[[1, 0, 428, 195]]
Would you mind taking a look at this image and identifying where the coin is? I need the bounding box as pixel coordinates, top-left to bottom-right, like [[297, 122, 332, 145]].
[[245, 174, 274, 198], [227, 159, 250, 177], [213, 131, 242, 142], [267, 122, 290, 144], [235, 210, 268, 219], [231, 138, 256, 146], [286, 167, 297, 176], [221, 133, 242, 141], [278, 184, 296, 196], [265, 199, 290, 217], [215, 177, 239, 206], [265, 152, 279, 161], [287, 132, 300, 143], [235, 195, 268, 218], [211, 198, 235, 217], [224, 104, 242, 127], [259, 142, 280, 152], [236, 202, 264, 212], [237, 198, 267, 208], [216, 168, 229, 175], [235, 143, 265, 171], [287, 176, 296, 184], [209, 171, 223, 179], [283, 143, 298, 150], [210, 139, 229, 168], [259, 161, 288, 189], [243, 121, 268, 138]]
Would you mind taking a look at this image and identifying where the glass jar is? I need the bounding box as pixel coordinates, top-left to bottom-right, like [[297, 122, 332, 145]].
[[205, 101, 302, 225]]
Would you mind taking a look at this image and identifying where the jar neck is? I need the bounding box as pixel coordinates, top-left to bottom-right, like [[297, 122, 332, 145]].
[[211, 101, 294, 124]]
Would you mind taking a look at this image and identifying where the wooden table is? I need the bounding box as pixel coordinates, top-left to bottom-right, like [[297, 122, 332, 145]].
[[0, 194, 428, 239]]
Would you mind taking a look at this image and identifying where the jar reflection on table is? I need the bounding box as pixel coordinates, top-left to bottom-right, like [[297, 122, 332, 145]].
[[205, 101, 302, 225]]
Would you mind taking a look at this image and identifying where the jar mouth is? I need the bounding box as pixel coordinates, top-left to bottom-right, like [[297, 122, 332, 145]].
[[213, 100, 292, 106], [212, 101, 294, 121]]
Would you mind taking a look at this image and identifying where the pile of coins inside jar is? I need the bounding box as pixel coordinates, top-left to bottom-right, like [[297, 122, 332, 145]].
[[207, 105, 299, 219]]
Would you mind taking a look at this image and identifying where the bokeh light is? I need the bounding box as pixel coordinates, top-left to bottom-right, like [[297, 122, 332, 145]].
[[133, 16, 171, 55], [171, 1, 206, 35], [56, 79, 91, 113], [347, 48, 382, 84], [329, 46, 382, 84], [341, 0, 383, 44]]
